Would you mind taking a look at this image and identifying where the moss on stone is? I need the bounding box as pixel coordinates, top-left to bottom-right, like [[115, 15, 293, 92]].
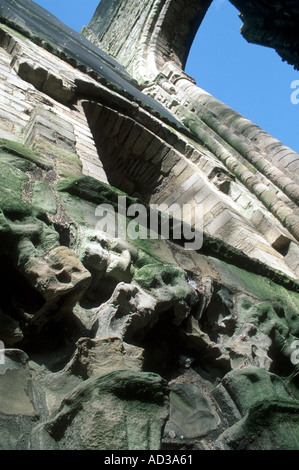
[[222, 366, 293, 415], [58, 192, 96, 229], [32, 181, 57, 215], [221, 398, 299, 450], [56, 176, 125, 205], [201, 234, 299, 293], [133, 263, 193, 301], [56, 176, 299, 292], [0, 160, 33, 218], [35, 143, 82, 179], [133, 249, 157, 269], [0, 138, 53, 171], [212, 256, 299, 339], [0, 153, 37, 172], [0, 138, 35, 159], [0, 210, 60, 262], [0, 140, 59, 256], [215, 254, 299, 298]]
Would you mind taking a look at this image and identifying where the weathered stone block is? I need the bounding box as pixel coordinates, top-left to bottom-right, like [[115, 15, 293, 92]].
[[30, 370, 169, 450]]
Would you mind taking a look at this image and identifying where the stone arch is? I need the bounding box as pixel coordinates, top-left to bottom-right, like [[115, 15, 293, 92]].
[[82, 100, 165, 199], [82, 0, 299, 248], [82, 0, 213, 84], [82, 0, 299, 81]]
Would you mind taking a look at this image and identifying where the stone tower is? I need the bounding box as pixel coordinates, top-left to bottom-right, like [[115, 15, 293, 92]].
[[0, 0, 298, 450]]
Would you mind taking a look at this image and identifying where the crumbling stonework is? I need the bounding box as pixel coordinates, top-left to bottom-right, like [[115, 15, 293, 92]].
[[230, 0, 299, 71], [0, 0, 298, 450]]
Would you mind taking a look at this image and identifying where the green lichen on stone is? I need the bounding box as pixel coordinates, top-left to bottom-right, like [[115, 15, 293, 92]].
[[202, 233, 299, 293], [128, 235, 178, 267], [56, 177, 299, 293], [133, 249, 157, 269], [133, 263, 193, 303], [134, 264, 183, 289], [0, 160, 32, 217], [56, 191, 86, 226], [220, 399, 299, 450], [213, 256, 299, 325], [56, 175, 134, 208], [30, 370, 169, 450], [222, 366, 293, 415], [33, 142, 82, 179], [0, 140, 60, 257], [0, 153, 36, 173], [0, 209, 60, 262], [216, 366, 299, 449], [32, 181, 57, 215], [212, 256, 299, 370], [0, 138, 53, 170], [216, 257, 299, 309], [0, 139, 55, 219]]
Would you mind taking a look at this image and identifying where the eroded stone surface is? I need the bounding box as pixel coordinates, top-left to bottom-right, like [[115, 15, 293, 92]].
[[30, 370, 169, 451]]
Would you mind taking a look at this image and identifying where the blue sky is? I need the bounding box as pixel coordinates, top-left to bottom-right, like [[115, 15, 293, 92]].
[[34, 0, 299, 153]]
